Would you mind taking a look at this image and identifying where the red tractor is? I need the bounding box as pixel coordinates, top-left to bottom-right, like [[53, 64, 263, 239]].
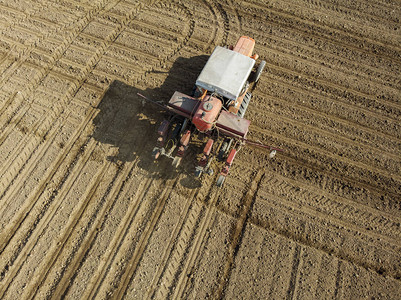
[[139, 36, 281, 186]]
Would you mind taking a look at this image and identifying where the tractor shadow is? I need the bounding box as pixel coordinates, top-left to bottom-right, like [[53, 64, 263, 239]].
[[92, 55, 208, 189]]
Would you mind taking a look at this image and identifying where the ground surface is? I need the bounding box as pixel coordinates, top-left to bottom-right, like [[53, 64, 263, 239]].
[[0, 0, 400, 299]]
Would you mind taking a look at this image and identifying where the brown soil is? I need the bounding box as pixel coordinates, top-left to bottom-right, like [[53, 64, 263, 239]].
[[0, 0, 400, 299]]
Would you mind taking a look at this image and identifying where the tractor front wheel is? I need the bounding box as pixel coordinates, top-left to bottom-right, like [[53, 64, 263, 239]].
[[253, 60, 266, 83]]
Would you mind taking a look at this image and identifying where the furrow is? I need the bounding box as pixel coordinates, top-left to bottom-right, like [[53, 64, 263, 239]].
[[286, 245, 302, 300], [145, 187, 200, 298], [250, 105, 400, 174], [250, 125, 401, 194], [272, 0, 401, 44], [48, 162, 134, 300], [265, 61, 401, 117], [256, 186, 401, 251], [79, 173, 158, 300], [251, 190, 401, 280], [110, 176, 180, 300], [19, 152, 114, 300], [241, 148, 400, 214], [151, 193, 204, 299], [301, 0, 400, 26], [254, 81, 401, 154], [0, 138, 99, 298], [214, 170, 265, 299], [266, 239, 298, 299], [0, 0, 115, 90], [252, 30, 400, 89], [170, 187, 220, 299], [0, 105, 96, 254], [241, 0, 401, 62], [265, 172, 401, 240], [256, 73, 401, 142], [0, 105, 97, 231]]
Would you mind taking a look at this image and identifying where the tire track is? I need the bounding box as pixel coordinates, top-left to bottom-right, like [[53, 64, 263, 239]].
[[251, 186, 401, 281], [0, 102, 49, 180], [262, 59, 401, 115], [0, 109, 95, 256], [302, 0, 400, 27], [286, 245, 302, 300], [272, 134, 399, 205], [0, 0, 399, 297], [0, 1, 57, 47], [168, 188, 219, 299], [205, 0, 230, 46], [250, 104, 401, 175], [241, 0, 401, 62], [252, 30, 400, 90], [0, 137, 100, 298], [145, 187, 200, 298], [327, 0, 400, 16], [0, 0, 121, 160], [46, 106, 154, 299], [262, 172, 401, 241], [213, 170, 264, 299], [256, 186, 401, 252], [0, 0, 113, 95], [21, 86, 154, 298], [276, 0, 401, 45], [237, 9, 401, 72], [151, 176, 217, 299], [0, 103, 96, 235], [0, 0, 159, 238], [78, 172, 159, 299], [19, 149, 117, 300], [148, 197, 203, 298], [250, 125, 401, 194], [48, 162, 134, 299], [109, 176, 180, 300], [250, 211, 401, 282], [256, 74, 401, 142], [254, 80, 401, 154], [243, 146, 400, 213], [0, 3, 121, 149]]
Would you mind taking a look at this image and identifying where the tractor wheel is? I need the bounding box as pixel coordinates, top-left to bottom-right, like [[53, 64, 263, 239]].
[[172, 156, 181, 168], [194, 169, 202, 178], [254, 60, 266, 83], [216, 175, 225, 187]]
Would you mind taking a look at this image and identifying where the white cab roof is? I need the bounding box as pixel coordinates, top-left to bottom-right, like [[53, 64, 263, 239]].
[[196, 46, 255, 100]]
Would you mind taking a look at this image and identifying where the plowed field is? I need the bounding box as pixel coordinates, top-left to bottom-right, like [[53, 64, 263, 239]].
[[0, 0, 400, 299]]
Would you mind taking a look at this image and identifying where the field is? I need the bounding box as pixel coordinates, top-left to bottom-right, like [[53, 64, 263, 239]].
[[0, 0, 400, 299]]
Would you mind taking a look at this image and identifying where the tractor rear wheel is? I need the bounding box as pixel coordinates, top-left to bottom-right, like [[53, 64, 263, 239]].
[[194, 169, 202, 178]]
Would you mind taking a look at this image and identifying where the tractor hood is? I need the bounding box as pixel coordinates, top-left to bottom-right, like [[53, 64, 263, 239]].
[[195, 46, 255, 100]]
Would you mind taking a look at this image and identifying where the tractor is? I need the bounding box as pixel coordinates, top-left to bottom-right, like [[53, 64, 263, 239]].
[[138, 36, 281, 186]]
